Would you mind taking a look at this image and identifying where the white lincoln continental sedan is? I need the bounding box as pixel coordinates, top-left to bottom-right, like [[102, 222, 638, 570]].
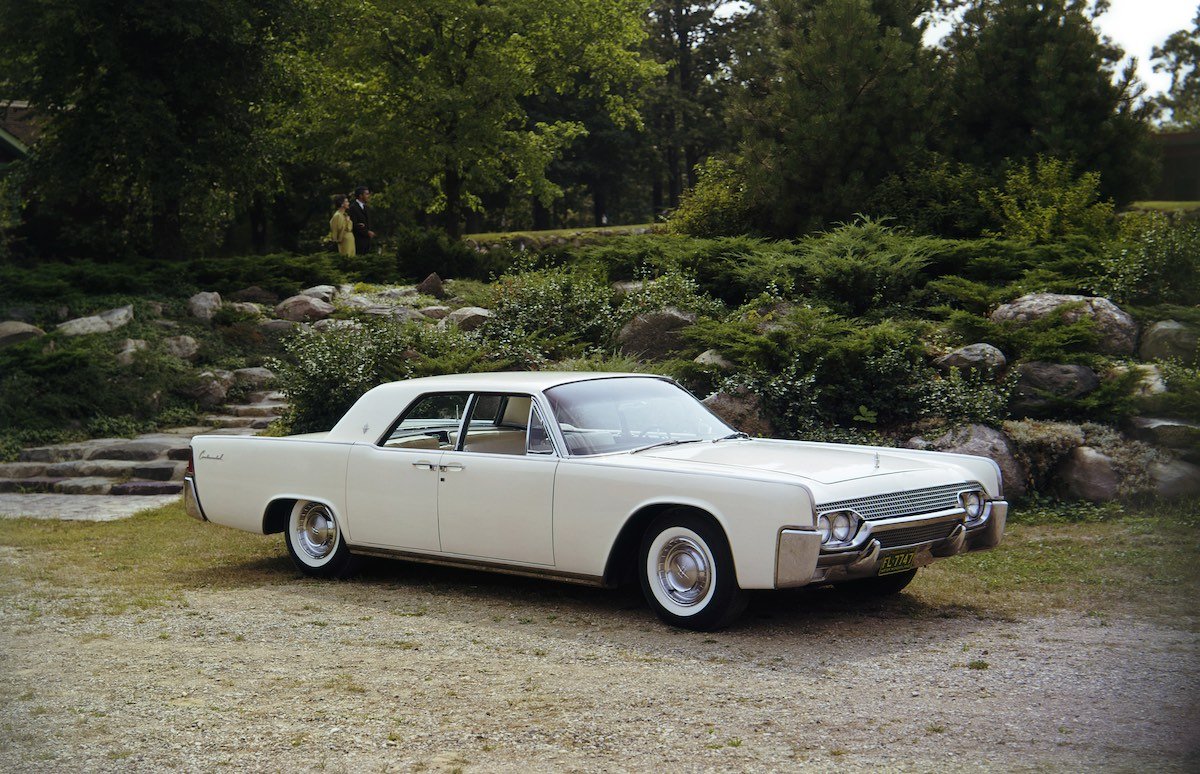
[[184, 372, 1007, 630]]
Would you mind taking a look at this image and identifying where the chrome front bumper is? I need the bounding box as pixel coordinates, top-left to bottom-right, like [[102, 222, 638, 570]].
[[776, 500, 1008, 588], [182, 474, 207, 522]]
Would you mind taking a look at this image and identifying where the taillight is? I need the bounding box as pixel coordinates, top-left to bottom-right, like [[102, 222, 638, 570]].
[[186, 447, 195, 477]]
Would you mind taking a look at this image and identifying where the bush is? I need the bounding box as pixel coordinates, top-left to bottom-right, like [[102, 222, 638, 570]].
[[666, 156, 753, 238], [1139, 360, 1200, 420], [481, 262, 617, 359], [1093, 211, 1200, 306], [914, 368, 1015, 426], [982, 156, 1117, 244], [867, 155, 997, 238], [942, 306, 1102, 365], [615, 270, 724, 324], [1002, 419, 1087, 491], [394, 226, 515, 282]]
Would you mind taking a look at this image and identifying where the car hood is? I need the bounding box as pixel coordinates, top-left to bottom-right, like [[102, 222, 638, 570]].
[[637, 439, 965, 486]]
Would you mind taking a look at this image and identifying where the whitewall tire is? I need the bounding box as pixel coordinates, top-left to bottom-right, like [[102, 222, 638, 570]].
[[285, 500, 355, 578], [638, 510, 747, 631]]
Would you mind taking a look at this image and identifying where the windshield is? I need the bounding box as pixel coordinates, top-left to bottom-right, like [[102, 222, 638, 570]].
[[544, 377, 735, 456]]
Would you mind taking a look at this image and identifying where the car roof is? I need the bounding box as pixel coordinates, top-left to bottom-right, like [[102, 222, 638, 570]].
[[366, 371, 666, 397]]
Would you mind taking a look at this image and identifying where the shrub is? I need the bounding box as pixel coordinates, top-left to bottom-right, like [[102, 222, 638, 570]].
[[982, 156, 1117, 245], [480, 263, 617, 358], [1078, 422, 1173, 498], [394, 226, 515, 282], [914, 368, 1015, 426], [615, 270, 725, 324], [1139, 360, 1200, 420], [1002, 419, 1087, 491], [866, 155, 997, 238], [1093, 211, 1200, 306], [666, 156, 753, 238], [942, 306, 1101, 365]]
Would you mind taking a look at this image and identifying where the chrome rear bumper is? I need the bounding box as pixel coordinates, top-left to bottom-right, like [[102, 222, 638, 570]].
[[182, 474, 207, 522]]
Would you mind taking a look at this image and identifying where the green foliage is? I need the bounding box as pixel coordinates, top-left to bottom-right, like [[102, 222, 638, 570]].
[[1002, 419, 1086, 491], [1093, 211, 1200, 306], [943, 306, 1102, 365], [667, 157, 753, 238], [481, 263, 617, 359], [866, 155, 998, 238], [1139, 361, 1200, 421], [914, 368, 1015, 426], [616, 270, 725, 323], [1152, 8, 1200, 130], [394, 227, 516, 282], [982, 157, 1117, 244]]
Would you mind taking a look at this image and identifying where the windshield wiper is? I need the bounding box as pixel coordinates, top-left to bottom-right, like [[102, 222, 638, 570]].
[[713, 432, 750, 442], [630, 438, 706, 454]]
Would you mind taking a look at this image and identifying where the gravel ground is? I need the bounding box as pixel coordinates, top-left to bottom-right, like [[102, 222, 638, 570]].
[[0, 494, 180, 521], [2, 545, 1197, 772]]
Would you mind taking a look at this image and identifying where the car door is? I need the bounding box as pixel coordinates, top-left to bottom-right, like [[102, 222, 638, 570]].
[[435, 393, 557, 566], [343, 392, 469, 552]]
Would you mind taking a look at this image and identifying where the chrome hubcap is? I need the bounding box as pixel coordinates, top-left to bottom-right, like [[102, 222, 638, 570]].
[[296, 503, 336, 559], [656, 537, 711, 606]]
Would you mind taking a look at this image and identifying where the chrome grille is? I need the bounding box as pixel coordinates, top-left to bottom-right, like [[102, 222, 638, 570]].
[[817, 483, 970, 521], [876, 521, 957, 549]]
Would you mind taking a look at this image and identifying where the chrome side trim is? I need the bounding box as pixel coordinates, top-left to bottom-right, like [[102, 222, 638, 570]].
[[183, 474, 207, 522], [345, 545, 606, 587], [775, 528, 822, 589]]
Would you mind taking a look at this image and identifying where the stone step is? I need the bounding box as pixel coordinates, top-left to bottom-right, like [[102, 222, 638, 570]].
[[18, 439, 127, 463], [55, 477, 114, 495], [204, 415, 258, 429], [44, 460, 142, 478], [110, 480, 183, 495], [0, 462, 48, 478], [246, 390, 286, 403], [228, 403, 287, 418], [88, 438, 190, 461], [0, 477, 68, 494]]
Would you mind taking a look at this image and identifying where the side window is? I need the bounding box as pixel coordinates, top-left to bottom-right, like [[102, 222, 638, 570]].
[[527, 405, 555, 455], [381, 392, 468, 450], [460, 394, 534, 456]]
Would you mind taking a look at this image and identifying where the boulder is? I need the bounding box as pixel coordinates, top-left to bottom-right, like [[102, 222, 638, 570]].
[[1104, 363, 1166, 397], [617, 307, 697, 358], [1126, 417, 1200, 453], [1138, 320, 1198, 364], [377, 287, 419, 300], [339, 295, 373, 310], [419, 305, 452, 320], [99, 305, 133, 329], [275, 295, 335, 322], [702, 388, 775, 438], [163, 335, 200, 361], [1012, 362, 1099, 415], [190, 370, 234, 407], [301, 284, 337, 302], [188, 292, 223, 321], [233, 366, 275, 387], [116, 338, 148, 367], [611, 280, 644, 296], [0, 320, 45, 348], [1150, 459, 1200, 499], [229, 286, 278, 305], [991, 293, 1137, 355], [1056, 446, 1121, 502], [915, 423, 1028, 498], [444, 306, 492, 331], [694, 349, 734, 369], [417, 273, 447, 299], [257, 319, 302, 337], [313, 318, 362, 332], [362, 306, 426, 323], [145, 301, 164, 317], [934, 343, 1007, 376], [228, 302, 263, 317], [57, 315, 110, 336]]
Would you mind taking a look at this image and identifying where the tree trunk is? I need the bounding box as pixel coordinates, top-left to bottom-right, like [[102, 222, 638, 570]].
[[151, 191, 184, 260], [442, 164, 463, 239]]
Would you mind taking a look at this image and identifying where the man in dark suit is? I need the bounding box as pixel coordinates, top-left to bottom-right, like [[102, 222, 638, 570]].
[[350, 186, 375, 254]]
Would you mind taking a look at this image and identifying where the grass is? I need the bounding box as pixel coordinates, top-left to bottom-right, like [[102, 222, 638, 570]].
[[0, 497, 1196, 622], [463, 223, 656, 242]]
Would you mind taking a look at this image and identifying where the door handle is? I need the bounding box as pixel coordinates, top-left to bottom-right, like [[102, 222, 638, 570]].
[[411, 460, 436, 470], [439, 463, 464, 472]]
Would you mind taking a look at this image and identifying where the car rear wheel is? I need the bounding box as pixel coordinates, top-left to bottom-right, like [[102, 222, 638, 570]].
[[285, 500, 355, 578], [639, 510, 747, 631], [835, 568, 917, 597]]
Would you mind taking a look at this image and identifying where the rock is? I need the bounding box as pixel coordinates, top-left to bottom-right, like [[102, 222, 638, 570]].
[[1011, 362, 1100, 415], [920, 423, 1028, 498], [313, 318, 362, 332], [188, 291, 223, 321], [748, 302, 796, 334], [694, 349, 733, 369], [1126, 417, 1200, 452], [1105, 363, 1166, 397], [612, 281, 644, 296], [55, 477, 113, 495], [227, 302, 263, 317], [617, 307, 697, 358], [419, 305, 451, 320], [991, 293, 1138, 355], [1056, 446, 1121, 502], [702, 388, 775, 437], [257, 319, 301, 337], [444, 306, 492, 331], [1138, 320, 1198, 364], [57, 315, 110, 336], [340, 295, 373, 310], [116, 338, 148, 366], [1149, 459, 1200, 499], [275, 295, 335, 322], [145, 301, 164, 317], [935, 343, 1007, 376], [233, 367, 275, 387], [163, 335, 200, 361], [229, 286, 278, 305], [301, 284, 337, 302], [362, 306, 426, 323], [189, 370, 235, 408], [87, 439, 181, 461], [99, 305, 134, 330], [377, 287, 418, 300], [417, 273, 446, 299], [0, 320, 45, 348]]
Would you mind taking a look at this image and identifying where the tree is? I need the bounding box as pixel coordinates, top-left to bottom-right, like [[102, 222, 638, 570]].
[[733, 0, 940, 236], [940, 0, 1155, 203], [0, 0, 306, 260], [327, 0, 654, 238], [1153, 7, 1200, 130]]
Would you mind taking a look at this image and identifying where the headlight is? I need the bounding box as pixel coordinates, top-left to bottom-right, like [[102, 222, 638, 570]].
[[818, 513, 832, 544], [831, 511, 853, 542], [960, 490, 985, 520]]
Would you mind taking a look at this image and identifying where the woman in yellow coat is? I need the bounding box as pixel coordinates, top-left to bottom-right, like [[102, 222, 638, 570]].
[[329, 194, 356, 256]]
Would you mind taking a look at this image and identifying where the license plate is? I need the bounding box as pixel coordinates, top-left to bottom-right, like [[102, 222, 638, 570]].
[[878, 550, 916, 575]]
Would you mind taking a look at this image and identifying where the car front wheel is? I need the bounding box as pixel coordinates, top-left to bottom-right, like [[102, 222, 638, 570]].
[[285, 500, 355, 578], [639, 511, 747, 631]]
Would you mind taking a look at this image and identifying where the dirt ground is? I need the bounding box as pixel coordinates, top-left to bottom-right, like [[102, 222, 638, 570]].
[[1, 548, 1197, 773]]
